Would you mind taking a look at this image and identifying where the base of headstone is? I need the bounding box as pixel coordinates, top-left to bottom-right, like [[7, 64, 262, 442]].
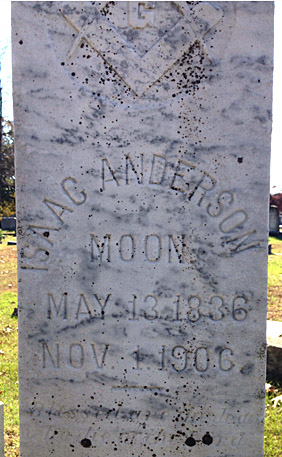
[[267, 321, 282, 382], [269, 231, 282, 239], [7, 241, 17, 246], [267, 337, 282, 382], [0, 402, 4, 457]]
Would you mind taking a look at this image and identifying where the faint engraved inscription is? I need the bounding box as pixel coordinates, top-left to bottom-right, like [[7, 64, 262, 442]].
[[45, 291, 251, 324], [89, 233, 186, 264], [128, 2, 156, 29], [20, 153, 262, 273], [42, 343, 109, 369], [132, 344, 235, 373], [41, 342, 235, 373], [20, 177, 87, 271]]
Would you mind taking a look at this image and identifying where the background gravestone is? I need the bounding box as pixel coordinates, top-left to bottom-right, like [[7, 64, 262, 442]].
[[269, 205, 280, 234], [0, 217, 16, 232], [12, 2, 273, 456]]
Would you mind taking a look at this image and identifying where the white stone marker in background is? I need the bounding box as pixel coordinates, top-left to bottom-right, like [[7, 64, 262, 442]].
[[269, 205, 280, 233], [0, 402, 4, 457], [12, 2, 273, 456]]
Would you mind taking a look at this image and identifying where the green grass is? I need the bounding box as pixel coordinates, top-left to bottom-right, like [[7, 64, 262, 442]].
[[265, 235, 282, 457], [0, 238, 282, 456], [268, 236, 282, 283], [264, 385, 282, 457], [268, 236, 282, 321], [0, 292, 19, 457], [0, 235, 19, 456]]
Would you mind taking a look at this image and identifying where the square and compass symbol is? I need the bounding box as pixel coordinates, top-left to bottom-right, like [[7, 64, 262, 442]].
[[59, 1, 224, 96], [104, 2, 183, 58]]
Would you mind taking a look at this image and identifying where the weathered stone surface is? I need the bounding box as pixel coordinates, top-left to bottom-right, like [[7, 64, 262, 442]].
[[0, 402, 4, 457], [12, 2, 273, 456]]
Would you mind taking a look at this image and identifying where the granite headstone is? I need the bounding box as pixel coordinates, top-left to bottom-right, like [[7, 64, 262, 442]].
[[0, 218, 16, 232], [12, 2, 273, 456]]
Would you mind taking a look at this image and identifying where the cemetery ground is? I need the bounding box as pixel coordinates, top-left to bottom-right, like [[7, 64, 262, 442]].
[[268, 236, 282, 321], [0, 235, 281, 456]]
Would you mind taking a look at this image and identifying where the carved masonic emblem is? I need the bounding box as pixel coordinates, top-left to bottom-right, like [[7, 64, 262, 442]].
[[128, 2, 156, 29], [60, 1, 224, 96]]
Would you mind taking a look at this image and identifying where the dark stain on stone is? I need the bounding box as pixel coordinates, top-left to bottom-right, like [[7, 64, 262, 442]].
[[185, 436, 196, 447], [81, 438, 92, 448], [202, 432, 213, 445], [240, 363, 254, 375]]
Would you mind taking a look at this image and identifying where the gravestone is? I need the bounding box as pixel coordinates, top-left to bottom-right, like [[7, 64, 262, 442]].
[[267, 336, 282, 382], [269, 205, 279, 234], [12, 2, 274, 456], [267, 321, 282, 382], [0, 402, 4, 457], [0, 217, 16, 232]]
